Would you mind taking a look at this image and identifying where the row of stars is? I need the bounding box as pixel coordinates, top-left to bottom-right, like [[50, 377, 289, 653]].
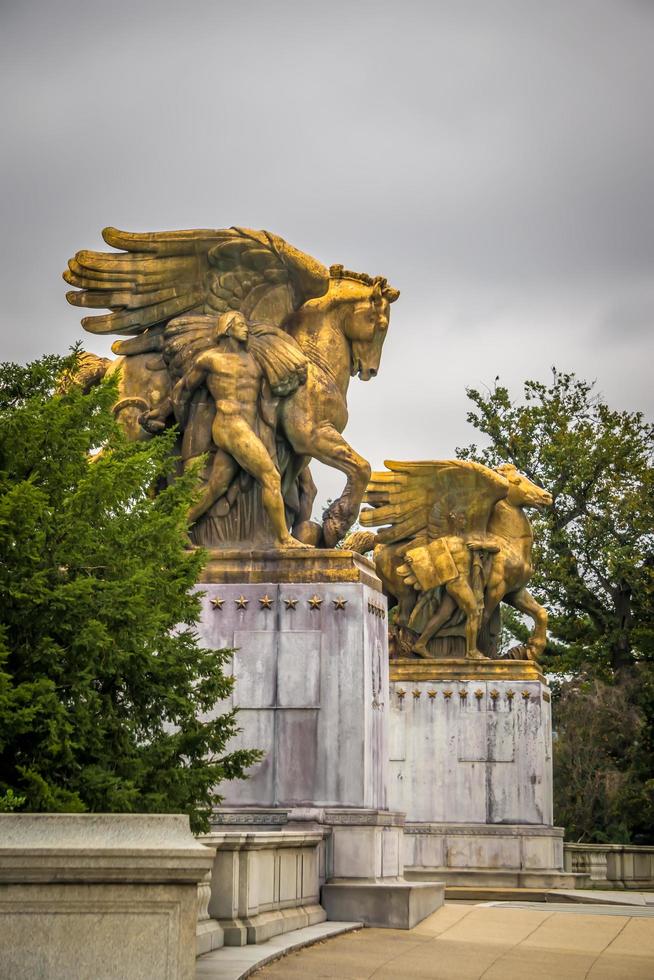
[[210, 594, 348, 610], [396, 688, 533, 701]]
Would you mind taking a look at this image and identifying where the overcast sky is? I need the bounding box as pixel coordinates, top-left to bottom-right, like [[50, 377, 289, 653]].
[[1, 0, 653, 507]]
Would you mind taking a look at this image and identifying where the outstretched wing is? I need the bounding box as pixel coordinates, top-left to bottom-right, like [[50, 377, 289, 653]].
[[64, 226, 329, 337], [360, 459, 509, 545]]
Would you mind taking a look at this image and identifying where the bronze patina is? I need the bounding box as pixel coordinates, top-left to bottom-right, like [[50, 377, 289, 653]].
[[347, 460, 552, 664], [64, 227, 399, 553]]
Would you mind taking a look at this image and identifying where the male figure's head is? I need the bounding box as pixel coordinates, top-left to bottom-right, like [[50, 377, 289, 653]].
[[215, 311, 249, 346]]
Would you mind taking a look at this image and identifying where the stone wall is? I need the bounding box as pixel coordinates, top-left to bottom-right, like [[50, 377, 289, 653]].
[[564, 843, 654, 889]]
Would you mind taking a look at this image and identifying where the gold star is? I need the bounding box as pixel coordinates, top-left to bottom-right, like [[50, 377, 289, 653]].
[[333, 596, 347, 609], [459, 689, 468, 699], [235, 595, 249, 609], [427, 690, 437, 699], [443, 690, 453, 699], [210, 596, 225, 610], [284, 597, 298, 609], [259, 594, 273, 609], [308, 594, 323, 609], [412, 690, 421, 699]]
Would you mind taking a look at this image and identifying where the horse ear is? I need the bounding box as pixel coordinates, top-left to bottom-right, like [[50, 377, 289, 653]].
[[383, 286, 400, 303]]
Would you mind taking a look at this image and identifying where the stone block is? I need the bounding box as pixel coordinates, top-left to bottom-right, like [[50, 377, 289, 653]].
[[0, 814, 215, 980], [321, 880, 444, 929]]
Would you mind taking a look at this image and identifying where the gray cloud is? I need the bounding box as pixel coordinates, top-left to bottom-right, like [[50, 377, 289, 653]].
[[1, 0, 653, 508]]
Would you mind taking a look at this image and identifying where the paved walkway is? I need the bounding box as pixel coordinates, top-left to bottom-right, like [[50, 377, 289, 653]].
[[253, 902, 654, 979]]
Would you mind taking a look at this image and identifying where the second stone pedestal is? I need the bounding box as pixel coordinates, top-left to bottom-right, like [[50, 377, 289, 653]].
[[388, 658, 582, 890]]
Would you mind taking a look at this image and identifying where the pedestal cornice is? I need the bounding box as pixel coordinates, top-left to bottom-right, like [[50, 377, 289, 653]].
[[389, 657, 545, 684], [197, 547, 382, 590]]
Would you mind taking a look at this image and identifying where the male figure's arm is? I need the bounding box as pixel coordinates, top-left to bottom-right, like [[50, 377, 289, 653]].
[[172, 354, 210, 427]]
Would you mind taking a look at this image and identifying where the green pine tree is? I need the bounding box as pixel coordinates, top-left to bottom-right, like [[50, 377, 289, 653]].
[[0, 350, 260, 832]]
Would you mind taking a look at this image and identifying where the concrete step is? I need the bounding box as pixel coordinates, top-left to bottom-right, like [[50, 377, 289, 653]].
[[321, 879, 445, 928]]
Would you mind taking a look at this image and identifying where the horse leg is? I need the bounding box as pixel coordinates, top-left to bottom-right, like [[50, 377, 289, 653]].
[[505, 587, 548, 659], [295, 460, 317, 526], [286, 421, 371, 547]]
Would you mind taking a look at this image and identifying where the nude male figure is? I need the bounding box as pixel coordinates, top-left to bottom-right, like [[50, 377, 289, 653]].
[[170, 312, 307, 548]]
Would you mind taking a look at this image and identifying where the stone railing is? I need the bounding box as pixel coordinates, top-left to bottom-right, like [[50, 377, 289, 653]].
[[198, 830, 327, 945], [564, 843, 654, 889]]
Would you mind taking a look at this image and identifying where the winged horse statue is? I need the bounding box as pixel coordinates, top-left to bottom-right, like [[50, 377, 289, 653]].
[[64, 227, 399, 549], [346, 459, 552, 661]]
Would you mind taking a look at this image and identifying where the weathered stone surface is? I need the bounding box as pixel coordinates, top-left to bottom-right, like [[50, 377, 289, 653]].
[[0, 814, 215, 980], [387, 676, 581, 886], [402, 822, 573, 886], [198, 831, 326, 946], [196, 580, 389, 810], [388, 678, 553, 824], [321, 880, 444, 929]]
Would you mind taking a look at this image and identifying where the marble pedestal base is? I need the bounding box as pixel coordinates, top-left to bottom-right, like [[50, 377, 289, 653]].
[[196, 575, 388, 810], [402, 823, 580, 888], [388, 664, 577, 887]]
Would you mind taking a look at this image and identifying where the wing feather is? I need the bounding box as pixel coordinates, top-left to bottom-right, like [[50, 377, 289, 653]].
[[361, 459, 509, 544], [64, 226, 330, 337]]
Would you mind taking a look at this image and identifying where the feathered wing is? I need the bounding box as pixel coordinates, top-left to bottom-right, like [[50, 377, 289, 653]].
[[360, 460, 509, 545], [64, 226, 330, 337]]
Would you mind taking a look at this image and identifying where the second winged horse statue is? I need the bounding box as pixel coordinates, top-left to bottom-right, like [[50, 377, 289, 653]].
[[346, 459, 552, 661], [64, 226, 399, 549]]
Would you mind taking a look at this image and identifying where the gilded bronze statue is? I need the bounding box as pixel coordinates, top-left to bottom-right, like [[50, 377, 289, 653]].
[[64, 227, 399, 550], [346, 460, 552, 661]]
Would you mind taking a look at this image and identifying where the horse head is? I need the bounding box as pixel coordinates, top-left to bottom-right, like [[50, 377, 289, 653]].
[[496, 463, 553, 509], [327, 265, 399, 381]]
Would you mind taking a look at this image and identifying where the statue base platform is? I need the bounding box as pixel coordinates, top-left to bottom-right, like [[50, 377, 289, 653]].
[[390, 657, 544, 683], [210, 806, 444, 929], [387, 669, 579, 887], [198, 547, 381, 589]]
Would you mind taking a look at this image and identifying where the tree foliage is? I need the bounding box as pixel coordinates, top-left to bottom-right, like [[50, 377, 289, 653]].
[[458, 369, 654, 842], [458, 369, 654, 676], [0, 350, 260, 832]]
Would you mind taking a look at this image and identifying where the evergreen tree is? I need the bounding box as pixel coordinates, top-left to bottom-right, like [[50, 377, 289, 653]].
[[0, 350, 259, 831]]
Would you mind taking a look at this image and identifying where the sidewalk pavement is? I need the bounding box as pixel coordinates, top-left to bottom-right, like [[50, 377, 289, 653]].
[[252, 901, 654, 979]]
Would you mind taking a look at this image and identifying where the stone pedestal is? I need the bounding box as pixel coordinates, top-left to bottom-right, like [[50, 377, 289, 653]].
[[197, 551, 444, 927], [195, 571, 388, 810], [0, 814, 216, 980], [388, 659, 580, 888]]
